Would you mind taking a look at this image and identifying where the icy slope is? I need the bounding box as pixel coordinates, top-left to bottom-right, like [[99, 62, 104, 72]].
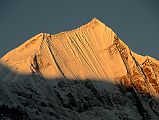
[[1, 18, 127, 80]]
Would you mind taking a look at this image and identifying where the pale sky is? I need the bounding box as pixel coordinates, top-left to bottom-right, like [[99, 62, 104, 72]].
[[0, 0, 159, 59]]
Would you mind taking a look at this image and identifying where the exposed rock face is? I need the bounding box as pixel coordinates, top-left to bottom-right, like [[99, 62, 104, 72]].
[[0, 18, 159, 119]]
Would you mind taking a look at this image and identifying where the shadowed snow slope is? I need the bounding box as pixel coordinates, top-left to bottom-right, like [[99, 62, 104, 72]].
[[0, 18, 159, 120]]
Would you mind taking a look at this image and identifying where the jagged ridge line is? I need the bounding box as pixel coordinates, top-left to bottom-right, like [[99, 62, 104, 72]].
[[114, 37, 159, 119], [129, 51, 158, 96], [44, 38, 66, 78]]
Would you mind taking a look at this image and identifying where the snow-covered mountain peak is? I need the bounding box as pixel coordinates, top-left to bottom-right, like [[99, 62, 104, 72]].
[[0, 19, 159, 92], [0, 19, 159, 120]]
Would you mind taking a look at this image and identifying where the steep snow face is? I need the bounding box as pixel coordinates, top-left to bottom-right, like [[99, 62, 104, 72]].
[[37, 18, 128, 80], [0, 18, 159, 94], [0, 19, 131, 79], [2, 18, 126, 80]]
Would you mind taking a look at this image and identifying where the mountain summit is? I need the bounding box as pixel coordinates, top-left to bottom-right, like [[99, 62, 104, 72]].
[[1, 18, 159, 89], [0, 18, 159, 119]]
